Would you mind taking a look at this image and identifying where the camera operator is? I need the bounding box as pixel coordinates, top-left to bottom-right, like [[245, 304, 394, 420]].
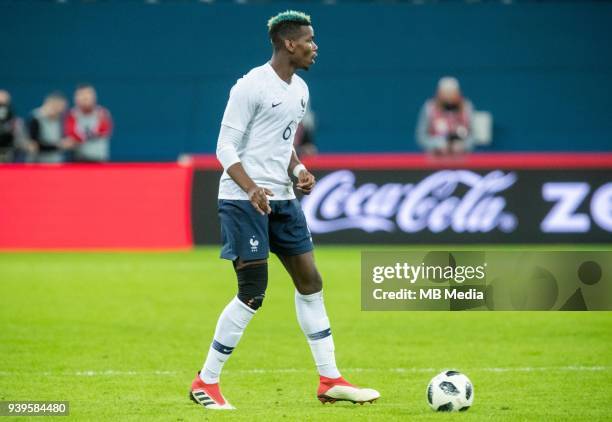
[[416, 77, 475, 156]]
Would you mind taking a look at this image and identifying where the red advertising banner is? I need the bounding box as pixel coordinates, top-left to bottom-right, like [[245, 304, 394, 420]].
[[0, 164, 193, 249]]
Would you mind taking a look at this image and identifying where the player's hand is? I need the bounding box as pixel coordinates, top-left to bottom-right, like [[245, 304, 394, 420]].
[[296, 170, 316, 195], [248, 186, 274, 215]]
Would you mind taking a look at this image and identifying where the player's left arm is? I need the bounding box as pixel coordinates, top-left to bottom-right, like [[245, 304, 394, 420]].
[[289, 147, 315, 195], [290, 82, 315, 194]]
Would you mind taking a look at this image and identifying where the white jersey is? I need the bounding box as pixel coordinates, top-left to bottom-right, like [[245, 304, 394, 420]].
[[218, 62, 309, 200]]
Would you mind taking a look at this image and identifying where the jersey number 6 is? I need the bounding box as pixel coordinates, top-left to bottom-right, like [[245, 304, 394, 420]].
[[283, 122, 293, 141]]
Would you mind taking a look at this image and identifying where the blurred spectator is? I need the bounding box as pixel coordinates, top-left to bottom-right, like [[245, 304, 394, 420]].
[[65, 84, 113, 162], [294, 104, 318, 157], [28, 92, 69, 163], [0, 89, 31, 163], [416, 77, 475, 156]]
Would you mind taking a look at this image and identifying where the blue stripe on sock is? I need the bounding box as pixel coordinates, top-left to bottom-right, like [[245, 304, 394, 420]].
[[212, 340, 234, 355], [307, 328, 332, 341]]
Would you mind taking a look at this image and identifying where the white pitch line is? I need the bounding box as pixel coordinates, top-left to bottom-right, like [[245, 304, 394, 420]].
[[75, 370, 177, 376], [0, 366, 608, 377]]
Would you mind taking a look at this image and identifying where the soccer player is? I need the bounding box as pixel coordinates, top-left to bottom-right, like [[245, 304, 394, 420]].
[[189, 11, 380, 410]]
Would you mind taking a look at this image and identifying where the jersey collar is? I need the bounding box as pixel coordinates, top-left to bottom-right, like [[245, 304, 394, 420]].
[[266, 62, 292, 89]]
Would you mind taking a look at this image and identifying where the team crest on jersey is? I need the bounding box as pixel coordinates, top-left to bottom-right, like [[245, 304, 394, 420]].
[[250, 236, 259, 253]]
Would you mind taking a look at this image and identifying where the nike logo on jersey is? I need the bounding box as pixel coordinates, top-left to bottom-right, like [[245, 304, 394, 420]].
[[272, 102, 282, 108]]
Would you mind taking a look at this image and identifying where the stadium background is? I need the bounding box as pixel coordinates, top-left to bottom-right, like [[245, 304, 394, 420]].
[[1, 1, 611, 421], [3, 0, 612, 160]]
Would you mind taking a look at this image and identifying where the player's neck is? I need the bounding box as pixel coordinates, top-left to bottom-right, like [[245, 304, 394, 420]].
[[269, 55, 295, 84]]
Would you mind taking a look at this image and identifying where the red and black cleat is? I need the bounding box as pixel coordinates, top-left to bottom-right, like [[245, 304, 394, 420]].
[[189, 372, 235, 410]]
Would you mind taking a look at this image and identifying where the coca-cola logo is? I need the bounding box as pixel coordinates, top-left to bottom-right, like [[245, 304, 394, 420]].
[[301, 170, 518, 234]]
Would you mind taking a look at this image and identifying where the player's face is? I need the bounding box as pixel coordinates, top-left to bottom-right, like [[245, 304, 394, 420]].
[[292, 25, 318, 70]]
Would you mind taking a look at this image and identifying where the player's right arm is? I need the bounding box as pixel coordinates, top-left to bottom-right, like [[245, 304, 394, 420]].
[[216, 79, 273, 215], [217, 127, 272, 215]]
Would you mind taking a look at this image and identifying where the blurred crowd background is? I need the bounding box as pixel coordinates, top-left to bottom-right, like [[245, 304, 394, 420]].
[[1, 0, 611, 162]]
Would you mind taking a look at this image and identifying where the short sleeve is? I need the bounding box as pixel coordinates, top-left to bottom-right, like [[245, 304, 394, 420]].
[[221, 78, 259, 133]]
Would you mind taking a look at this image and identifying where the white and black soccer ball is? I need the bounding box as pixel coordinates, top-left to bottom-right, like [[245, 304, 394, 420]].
[[426, 370, 473, 412]]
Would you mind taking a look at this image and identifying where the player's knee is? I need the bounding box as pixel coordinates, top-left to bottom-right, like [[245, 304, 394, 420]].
[[235, 260, 268, 310]]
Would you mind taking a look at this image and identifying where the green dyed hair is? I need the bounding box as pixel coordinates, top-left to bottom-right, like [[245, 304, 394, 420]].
[[267, 10, 312, 50]]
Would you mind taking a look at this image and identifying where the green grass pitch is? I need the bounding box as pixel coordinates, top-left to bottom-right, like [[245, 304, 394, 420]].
[[1, 246, 611, 421]]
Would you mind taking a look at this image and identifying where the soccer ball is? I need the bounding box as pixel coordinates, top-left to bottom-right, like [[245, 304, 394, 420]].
[[426, 370, 473, 412]]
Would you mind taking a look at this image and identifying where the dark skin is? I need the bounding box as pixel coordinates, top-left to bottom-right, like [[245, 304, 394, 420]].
[[228, 25, 321, 295]]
